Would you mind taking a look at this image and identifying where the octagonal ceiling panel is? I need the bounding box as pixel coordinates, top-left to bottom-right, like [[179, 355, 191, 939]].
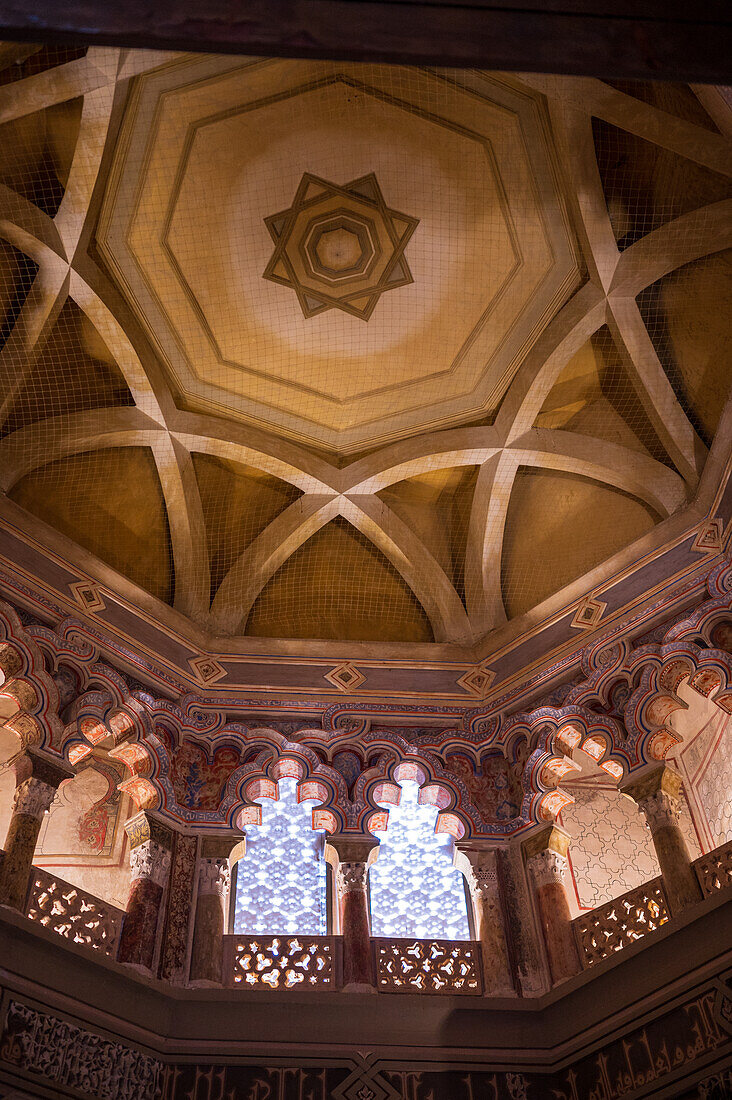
[[98, 58, 579, 453]]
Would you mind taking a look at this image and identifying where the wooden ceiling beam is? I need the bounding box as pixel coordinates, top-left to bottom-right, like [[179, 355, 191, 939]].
[[0, 0, 730, 84]]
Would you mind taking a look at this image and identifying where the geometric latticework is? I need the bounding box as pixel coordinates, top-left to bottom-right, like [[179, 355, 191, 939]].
[[572, 877, 670, 967], [374, 938, 482, 994], [26, 867, 123, 957], [694, 839, 732, 897], [227, 934, 335, 989]]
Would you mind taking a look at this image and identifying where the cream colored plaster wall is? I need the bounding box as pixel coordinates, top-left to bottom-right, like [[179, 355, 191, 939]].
[[675, 706, 732, 851], [0, 726, 22, 843], [0, 731, 131, 910], [669, 681, 732, 852], [562, 782, 699, 913], [35, 771, 131, 910]]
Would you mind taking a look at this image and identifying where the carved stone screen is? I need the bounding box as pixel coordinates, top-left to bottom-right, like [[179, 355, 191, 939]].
[[369, 780, 470, 939], [232, 778, 328, 935]]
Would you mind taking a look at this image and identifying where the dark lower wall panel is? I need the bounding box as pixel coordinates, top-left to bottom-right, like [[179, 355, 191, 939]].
[[1, 983, 731, 1100]]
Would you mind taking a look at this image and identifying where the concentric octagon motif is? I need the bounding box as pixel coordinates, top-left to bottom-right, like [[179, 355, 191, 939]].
[[263, 173, 418, 320], [98, 58, 581, 451]]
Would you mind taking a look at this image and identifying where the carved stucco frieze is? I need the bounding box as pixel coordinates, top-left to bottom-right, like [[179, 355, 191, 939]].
[[129, 839, 172, 888], [12, 776, 57, 819], [198, 857, 231, 898], [526, 848, 569, 889], [0, 999, 162, 1100]]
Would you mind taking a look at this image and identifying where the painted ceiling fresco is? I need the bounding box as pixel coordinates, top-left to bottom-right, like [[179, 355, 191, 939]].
[[0, 46, 730, 648]]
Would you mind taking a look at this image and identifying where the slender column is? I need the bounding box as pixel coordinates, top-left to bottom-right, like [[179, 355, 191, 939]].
[[190, 835, 241, 986], [0, 750, 73, 911], [455, 845, 514, 995], [502, 840, 548, 996], [117, 812, 172, 973], [621, 765, 702, 914], [325, 836, 379, 991], [158, 832, 199, 985], [524, 825, 581, 986]]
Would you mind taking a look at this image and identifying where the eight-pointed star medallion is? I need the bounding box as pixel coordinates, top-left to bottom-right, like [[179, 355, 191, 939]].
[[263, 173, 419, 321]]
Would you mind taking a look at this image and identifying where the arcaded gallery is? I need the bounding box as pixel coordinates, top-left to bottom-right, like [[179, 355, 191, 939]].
[[0, 6, 730, 1098]]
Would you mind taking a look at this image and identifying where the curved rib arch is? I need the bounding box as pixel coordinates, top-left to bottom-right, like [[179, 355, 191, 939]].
[[0, 406, 163, 491]]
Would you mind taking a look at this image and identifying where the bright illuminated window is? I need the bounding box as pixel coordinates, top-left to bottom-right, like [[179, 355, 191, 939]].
[[369, 780, 471, 939], [231, 777, 328, 935]]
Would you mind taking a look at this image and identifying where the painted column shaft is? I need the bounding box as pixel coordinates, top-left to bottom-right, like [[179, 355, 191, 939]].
[[501, 843, 547, 996], [642, 795, 702, 913], [457, 848, 514, 996], [326, 837, 378, 991], [473, 886, 513, 995], [525, 829, 581, 986], [190, 857, 230, 985], [118, 873, 164, 971], [158, 833, 198, 984], [0, 776, 58, 911], [118, 814, 172, 973], [622, 766, 702, 916], [532, 873, 580, 985], [339, 870, 374, 988]]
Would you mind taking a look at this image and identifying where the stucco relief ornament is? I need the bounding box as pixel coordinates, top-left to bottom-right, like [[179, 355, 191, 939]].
[[639, 790, 682, 834], [198, 857, 231, 898], [527, 848, 568, 888], [2, 1000, 162, 1100], [468, 863, 500, 898], [12, 777, 56, 819], [129, 840, 171, 888], [337, 861, 369, 894]]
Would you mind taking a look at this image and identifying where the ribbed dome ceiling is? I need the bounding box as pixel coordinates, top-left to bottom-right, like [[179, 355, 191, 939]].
[[0, 46, 730, 646]]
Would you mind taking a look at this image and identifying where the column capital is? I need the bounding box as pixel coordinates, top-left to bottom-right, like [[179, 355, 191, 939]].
[[129, 842, 171, 888], [125, 812, 173, 889], [621, 765, 684, 834], [523, 826, 571, 889], [454, 845, 502, 898], [335, 861, 369, 894], [325, 836, 379, 900], [197, 834, 243, 898], [11, 748, 73, 820], [124, 811, 173, 852], [13, 748, 74, 792], [525, 848, 569, 889], [325, 835, 379, 866], [198, 858, 231, 898], [620, 763, 683, 805], [12, 776, 57, 819], [522, 824, 571, 862]]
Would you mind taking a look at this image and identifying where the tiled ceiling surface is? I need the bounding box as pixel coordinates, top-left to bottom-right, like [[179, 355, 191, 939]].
[[0, 46, 730, 644]]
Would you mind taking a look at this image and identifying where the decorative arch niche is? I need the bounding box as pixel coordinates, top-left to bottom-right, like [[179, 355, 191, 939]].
[[368, 778, 471, 940], [230, 776, 329, 936]]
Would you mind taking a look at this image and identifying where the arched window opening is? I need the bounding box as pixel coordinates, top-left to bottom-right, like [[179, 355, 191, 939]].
[[369, 780, 471, 939], [231, 776, 329, 935]]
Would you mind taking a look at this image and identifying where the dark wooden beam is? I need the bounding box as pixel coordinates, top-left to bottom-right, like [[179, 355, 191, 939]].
[[0, 0, 730, 84]]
